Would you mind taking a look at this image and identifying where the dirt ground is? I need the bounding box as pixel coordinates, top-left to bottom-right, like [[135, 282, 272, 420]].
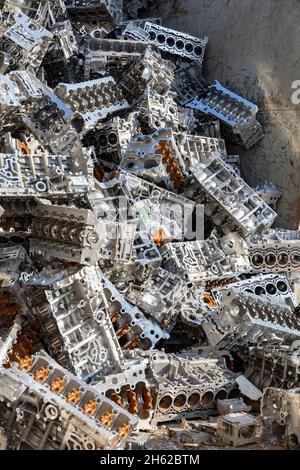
[[149, 0, 300, 228]]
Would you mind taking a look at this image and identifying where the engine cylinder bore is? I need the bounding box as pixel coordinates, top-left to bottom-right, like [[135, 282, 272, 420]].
[[264, 252, 276, 268], [157, 33, 166, 44], [265, 283, 277, 295], [254, 285, 266, 296], [166, 36, 175, 47], [185, 42, 193, 53], [277, 280, 288, 293], [251, 253, 264, 268], [187, 391, 201, 409], [175, 39, 184, 51], [200, 390, 214, 407], [215, 388, 228, 401], [194, 45, 203, 57], [158, 394, 173, 412], [290, 250, 300, 267], [277, 251, 289, 268], [173, 393, 187, 410]]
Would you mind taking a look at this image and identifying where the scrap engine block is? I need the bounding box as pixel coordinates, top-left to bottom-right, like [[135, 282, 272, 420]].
[[0, 0, 298, 453]]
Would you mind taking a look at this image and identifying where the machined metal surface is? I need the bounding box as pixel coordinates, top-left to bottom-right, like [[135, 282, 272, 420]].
[[0, 0, 298, 452]]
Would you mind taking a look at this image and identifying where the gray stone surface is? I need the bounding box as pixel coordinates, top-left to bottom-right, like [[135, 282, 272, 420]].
[[150, 0, 300, 228]]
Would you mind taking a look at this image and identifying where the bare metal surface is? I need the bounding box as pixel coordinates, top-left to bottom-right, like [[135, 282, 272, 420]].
[[0, 0, 299, 451]]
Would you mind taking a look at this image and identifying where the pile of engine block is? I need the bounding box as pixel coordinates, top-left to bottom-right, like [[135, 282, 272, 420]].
[[0, 0, 299, 451]]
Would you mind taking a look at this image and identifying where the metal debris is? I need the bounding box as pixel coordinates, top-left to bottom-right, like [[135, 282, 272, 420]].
[[0, 0, 298, 451]]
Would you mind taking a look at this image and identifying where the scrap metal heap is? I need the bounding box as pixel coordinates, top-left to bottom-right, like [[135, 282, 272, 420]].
[[0, 0, 298, 451]]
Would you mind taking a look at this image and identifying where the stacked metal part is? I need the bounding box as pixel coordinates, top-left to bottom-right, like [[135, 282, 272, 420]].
[[0, 0, 298, 451]]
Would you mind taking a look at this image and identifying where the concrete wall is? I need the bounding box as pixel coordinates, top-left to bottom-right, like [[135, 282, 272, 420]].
[[149, 0, 300, 228]]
